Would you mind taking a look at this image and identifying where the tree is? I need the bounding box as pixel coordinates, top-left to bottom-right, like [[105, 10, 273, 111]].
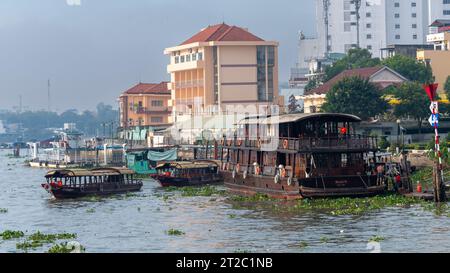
[[391, 82, 429, 134], [382, 54, 433, 83], [444, 76, 450, 99], [304, 77, 322, 92], [288, 95, 301, 113], [321, 76, 388, 120], [323, 48, 381, 81]]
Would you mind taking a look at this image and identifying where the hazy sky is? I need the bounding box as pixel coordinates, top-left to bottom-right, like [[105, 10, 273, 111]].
[[0, 0, 315, 112]]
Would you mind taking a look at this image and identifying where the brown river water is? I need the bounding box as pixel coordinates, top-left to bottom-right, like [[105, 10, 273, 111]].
[[1, 149, 450, 253]]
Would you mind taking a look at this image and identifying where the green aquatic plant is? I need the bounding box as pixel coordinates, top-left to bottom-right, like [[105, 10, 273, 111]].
[[228, 214, 237, 219], [179, 186, 226, 197], [16, 240, 43, 250], [166, 229, 185, 236], [320, 236, 329, 243], [369, 236, 385, 242], [298, 241, 309, 248], [86, 208, 95, 213], [47, 242, 85, 253], [28, 231, 76, 243], [0, 208, 8, 213], [1, 230, 25, 240]]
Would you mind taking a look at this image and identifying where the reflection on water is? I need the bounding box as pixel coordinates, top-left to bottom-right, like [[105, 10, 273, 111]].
[[1, 149, 450, 253]]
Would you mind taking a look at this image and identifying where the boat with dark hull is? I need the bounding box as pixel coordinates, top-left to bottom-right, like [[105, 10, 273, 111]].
[[42, 167, 143, 199], [152, 161, 223, 187], [218, 113, 387, 199]]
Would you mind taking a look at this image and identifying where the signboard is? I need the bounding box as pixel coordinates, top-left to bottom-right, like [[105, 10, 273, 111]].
[[430, 101, 439, 114], [429, 114, 439, 127]]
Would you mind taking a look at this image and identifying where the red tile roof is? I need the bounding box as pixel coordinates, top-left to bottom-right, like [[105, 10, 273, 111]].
[[181, 23, 264, 45], [123, 82, 170, 95], [305, 67, 384, 95]]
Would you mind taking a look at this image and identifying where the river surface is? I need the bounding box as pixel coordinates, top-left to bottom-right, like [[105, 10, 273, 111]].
[[1, 149, 450, 253]]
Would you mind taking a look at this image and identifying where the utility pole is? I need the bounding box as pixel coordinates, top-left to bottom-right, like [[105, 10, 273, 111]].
[[424, 83, 446, 203], [354, 0, 362, 48]]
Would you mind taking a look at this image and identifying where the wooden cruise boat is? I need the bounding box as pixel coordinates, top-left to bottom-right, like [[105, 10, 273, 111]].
[[152, 161, 223, 187], [42, 167, 143, 199], [218, 113, 386, 199]]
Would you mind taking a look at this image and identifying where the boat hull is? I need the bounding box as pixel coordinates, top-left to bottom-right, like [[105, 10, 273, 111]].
[[154, 174, 223, 187], [222, 171, 385, 199], [44, 183, 143, 199]]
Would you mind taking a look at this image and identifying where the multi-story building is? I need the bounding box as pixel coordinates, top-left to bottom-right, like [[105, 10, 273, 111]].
[[417, 28, 450, 93], [428, 0, 450, 27], [164, 23, 280, 121], [314, 0, 436, 58], [119, 82, 172, 130]]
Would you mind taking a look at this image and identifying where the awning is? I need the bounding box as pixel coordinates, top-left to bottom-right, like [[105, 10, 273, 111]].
[[238, 113, 362, 125], [147, 149, 177, 162]]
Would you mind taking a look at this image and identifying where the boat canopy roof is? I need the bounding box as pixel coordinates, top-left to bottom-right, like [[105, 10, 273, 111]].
[[156, 161, 218, 170], [238, 113, 362, 125], [45, 167, 135, 178]]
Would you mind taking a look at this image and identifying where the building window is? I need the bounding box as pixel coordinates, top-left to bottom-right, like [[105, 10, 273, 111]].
[[180, 55, 185, 63], [213, 46, 219, 104], [395, 13, 400, 18], [395, 34, 401, 39], [395, 24, 400, 29], [186, 54, 191, 62], [413, 34, 418, 40], [367, 45, 372, 50], [344, 22, 351, 32], [151, 117, 163, 123], [366, 34, 372, 39], [444, 10, 450, 15], [412, 24, 417, 29], [257, 46, 267, 101], [192, 53, 197, 61], [394, 2, 400, 7], [366, 12, 371, 18], [411, 2, 416, 7], [151, 100, 164, 107], [198, 52, 203, 60], [175, 56, 179, 64], [412, 13, 417, 18], [366, 23, 372, 29], [444, 0, 450, 4]]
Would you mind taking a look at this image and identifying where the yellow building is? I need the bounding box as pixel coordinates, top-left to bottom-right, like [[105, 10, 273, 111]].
[[119, 82, 172, 129], [164, 23, 280, 120], [417, 31, 450, 94]]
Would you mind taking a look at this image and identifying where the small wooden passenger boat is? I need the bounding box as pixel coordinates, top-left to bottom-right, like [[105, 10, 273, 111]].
[[152, 161, 223, 187], [42, 167, 143, 199]]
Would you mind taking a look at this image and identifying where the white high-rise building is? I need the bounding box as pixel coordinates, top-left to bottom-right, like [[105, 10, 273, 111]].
[[428, 0, 450, 25], [314, 0, 437, 58]]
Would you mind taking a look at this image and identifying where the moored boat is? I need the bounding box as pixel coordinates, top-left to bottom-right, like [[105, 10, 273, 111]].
[[42, 167, 143, 199], [218, 113, 388, 199], [152, 161, 223, 187]]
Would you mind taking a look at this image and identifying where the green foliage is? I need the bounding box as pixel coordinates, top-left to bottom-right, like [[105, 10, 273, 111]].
[[305, 77, 323, 92], [382, 54, 433, 83], [321, 77, 388, 120], [444, 76, 450, 99], [166, 229, 185, 236], [0, 103, 118, 141], [369, 236, 385, 242], [0, 230, 25, 240], [47, 242, 85, 253], [378, 136, 390, 150], [391, 82, 430, 134], [323, 48, 381, 81]]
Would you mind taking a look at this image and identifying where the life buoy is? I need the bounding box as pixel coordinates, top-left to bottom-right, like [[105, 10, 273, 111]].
[[274, 174, 280, 184], [287, 177, 293, 186], [282, 139, 289, 149], [281, 168, 287, 178], [255, 166, 261, 175], [236, 163, 240, 173]]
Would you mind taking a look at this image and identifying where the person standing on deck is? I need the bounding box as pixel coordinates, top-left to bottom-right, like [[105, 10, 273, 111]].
[[376, 164, 385, 186]]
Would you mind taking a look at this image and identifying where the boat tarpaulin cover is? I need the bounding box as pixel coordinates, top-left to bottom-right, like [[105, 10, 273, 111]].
[[147, 149, 177, 162]]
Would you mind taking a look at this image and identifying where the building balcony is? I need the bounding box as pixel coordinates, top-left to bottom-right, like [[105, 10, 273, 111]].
[[220, 135, 378, 152], [135, 107, 172, 115], [167, 60, 205, 73]]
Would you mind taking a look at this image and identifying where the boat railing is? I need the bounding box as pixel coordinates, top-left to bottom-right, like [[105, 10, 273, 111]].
[[220, 135, 378, 151]]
